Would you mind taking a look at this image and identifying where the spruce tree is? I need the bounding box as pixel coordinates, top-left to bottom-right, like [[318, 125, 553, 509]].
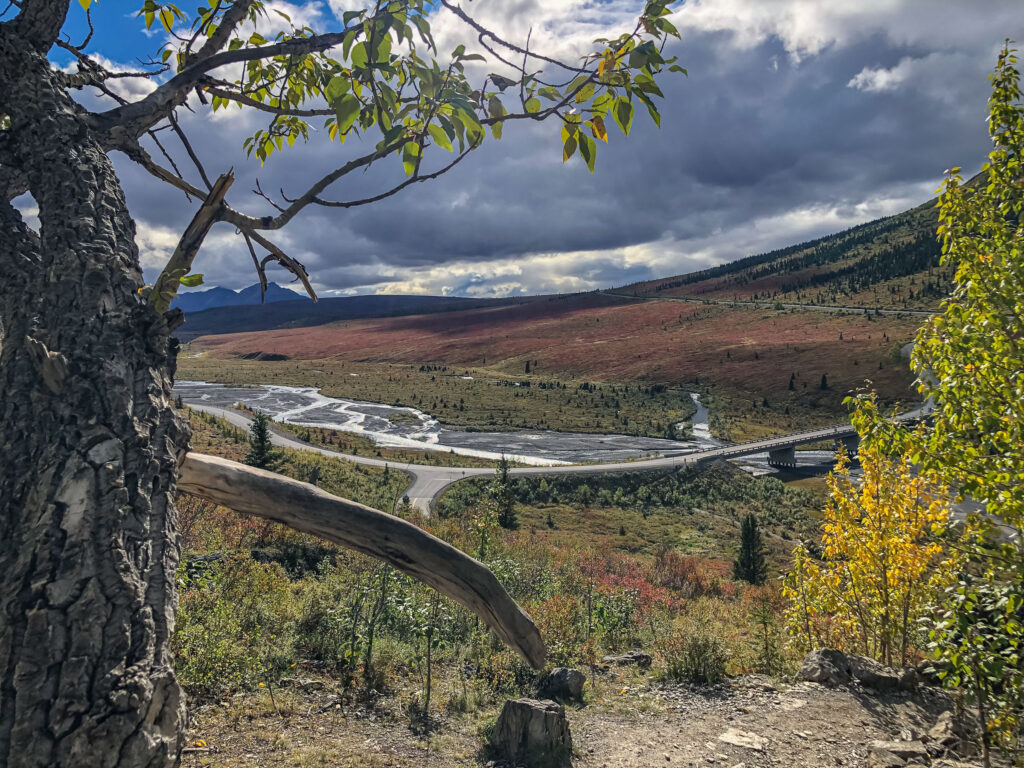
[[734, 513, 768, 585], [245, 410, 281, 470], [491, 456, 518, 530]]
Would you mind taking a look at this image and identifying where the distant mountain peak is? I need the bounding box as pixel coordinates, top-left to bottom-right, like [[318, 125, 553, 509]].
[[172, 282, 303, 312]]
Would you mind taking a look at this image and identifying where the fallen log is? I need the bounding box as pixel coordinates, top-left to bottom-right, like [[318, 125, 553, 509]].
[[178, 452, 545, 668]]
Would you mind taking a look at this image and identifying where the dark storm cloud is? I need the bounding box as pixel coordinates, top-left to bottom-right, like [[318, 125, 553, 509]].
[[101, 1, 1020, 296]]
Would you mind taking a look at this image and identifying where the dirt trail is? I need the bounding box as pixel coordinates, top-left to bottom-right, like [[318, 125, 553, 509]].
[[182, 675, 971, 768], [576, 676, 956, 767]]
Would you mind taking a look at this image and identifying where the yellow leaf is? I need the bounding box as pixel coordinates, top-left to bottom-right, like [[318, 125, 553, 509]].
[[591, 115, 608, 143]]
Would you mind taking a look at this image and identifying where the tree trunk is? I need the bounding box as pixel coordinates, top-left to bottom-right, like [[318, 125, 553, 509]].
[[0, 30, 188, 768]]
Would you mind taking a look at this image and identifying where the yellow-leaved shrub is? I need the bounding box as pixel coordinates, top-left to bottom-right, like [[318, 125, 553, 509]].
[[783, 442, 960, 667]]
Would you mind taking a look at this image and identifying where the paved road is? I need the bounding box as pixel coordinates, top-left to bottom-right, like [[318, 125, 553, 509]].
[[601, 290, 937, 317], [190, 404, 919, 514]]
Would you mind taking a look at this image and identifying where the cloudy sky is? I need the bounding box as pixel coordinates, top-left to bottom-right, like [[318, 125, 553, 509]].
[[31, 1, 1024, 298]]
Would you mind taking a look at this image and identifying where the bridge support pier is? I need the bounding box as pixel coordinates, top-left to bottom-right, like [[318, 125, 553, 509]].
[[837, 434, 860, 459], [767, 446, 796, 469]]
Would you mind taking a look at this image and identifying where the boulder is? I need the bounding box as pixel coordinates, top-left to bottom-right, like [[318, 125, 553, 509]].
[[869, 741, 929, 762], [798, 649, 852, 685], [601, 650, 653, 669], [929, 711, 956, 744], [849, 655, 901, 690], [898, 667, 920, 691], [798, 649, 917, 691], [868, 748, 907, 768], [537, 668, 586, 703], [490, 698, 572, 768]]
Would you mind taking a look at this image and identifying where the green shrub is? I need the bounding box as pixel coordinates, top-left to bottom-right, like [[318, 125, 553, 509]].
[[659, 632, 729, 684], [174, 555, 296, 698], [657, 600, 731, 684]]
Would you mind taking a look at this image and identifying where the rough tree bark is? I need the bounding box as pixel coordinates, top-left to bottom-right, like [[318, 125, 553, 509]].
[[0, 11, 190, 766]]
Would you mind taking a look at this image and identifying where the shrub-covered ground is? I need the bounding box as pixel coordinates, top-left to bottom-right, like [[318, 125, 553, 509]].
[[175, 406, 828, 766]]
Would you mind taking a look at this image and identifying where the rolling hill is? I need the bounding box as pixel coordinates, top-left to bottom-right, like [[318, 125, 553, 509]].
[[617, 195, 949, 310], [175, 293, 531, 342], [180, 291, 924, 441]]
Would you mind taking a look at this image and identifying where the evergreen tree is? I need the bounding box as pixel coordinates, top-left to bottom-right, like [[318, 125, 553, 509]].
[[245, 410, 281, 470], [733, 513, 768, 586], [491, 456, 518, 530]]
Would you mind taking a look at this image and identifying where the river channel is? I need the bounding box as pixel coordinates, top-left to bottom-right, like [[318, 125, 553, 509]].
[[174, 381, 720, 465]]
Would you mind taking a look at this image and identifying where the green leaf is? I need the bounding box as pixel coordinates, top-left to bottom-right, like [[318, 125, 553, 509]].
[[350, 41, 369, 69], [562, 132, 577, 163], [159, 8, 174, 32], [524, 97, 542, 114], [324, 75, 350, 104], [427, 123, 452, 151], [612, 97, 634, 136], [343, 10, 362, 25], [489, 74, 517, 92], [179, 273, 204, 288], [77, 0, 91, 9], [402, 141, 420, 177], [574, 82, 596, 103], [578, 133, 597, 172], [334, 93, 361, 134]]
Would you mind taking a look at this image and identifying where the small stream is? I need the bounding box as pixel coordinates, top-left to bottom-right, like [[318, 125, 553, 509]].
[[174, 381, 718, 465]]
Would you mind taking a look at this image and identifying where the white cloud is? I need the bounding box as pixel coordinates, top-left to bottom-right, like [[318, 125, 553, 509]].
[[848, 52, 972, 106], [676, 0, 1020, 61]]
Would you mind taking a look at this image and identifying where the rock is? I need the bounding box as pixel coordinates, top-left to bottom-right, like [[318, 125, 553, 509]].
[[929, 711, 958, 747], [798, 649, 916, 691], [869, 740, 930, 761], [601, 650, 653, 669], [718, 729, 767, 752], [868, 748, 907, 768], [849, 655, 901, 690], [899, 667, 920, 690], [798, 649, 852, 685], [490, 698, 572, 768], [537, 667, 586, 703]]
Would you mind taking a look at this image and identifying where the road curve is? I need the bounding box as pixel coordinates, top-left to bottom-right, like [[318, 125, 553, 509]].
[[187, 403, 921, 515]]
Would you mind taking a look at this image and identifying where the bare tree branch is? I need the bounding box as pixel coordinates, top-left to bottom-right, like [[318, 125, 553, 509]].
[[169, 112, 213, 190], [93, 27, 361, 141], [441, 0, 590, 74], [312, 148, 473, 209], [204, 84, 335, 117], [148, 171, 234, 313], [219, 138, 408, 232]]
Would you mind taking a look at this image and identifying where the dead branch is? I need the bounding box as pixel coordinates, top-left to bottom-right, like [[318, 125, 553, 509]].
[[149, 171, 233, 312], [178, 452, 546, 669]]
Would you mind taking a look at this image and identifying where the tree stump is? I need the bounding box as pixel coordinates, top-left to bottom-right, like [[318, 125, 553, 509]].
[[491, 698, 572, 768]]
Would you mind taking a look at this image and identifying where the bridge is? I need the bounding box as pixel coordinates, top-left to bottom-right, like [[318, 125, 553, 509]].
[[189, 403, 924, 514]]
